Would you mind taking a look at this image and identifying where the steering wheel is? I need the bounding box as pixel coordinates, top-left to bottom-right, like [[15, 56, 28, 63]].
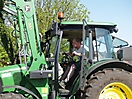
[[60, 52, 74, 69]]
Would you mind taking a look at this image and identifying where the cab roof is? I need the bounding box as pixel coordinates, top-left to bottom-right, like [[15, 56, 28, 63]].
[[60, 21, 117, 30], [46, 21, 117, 40], [59, 21, 117, 39]]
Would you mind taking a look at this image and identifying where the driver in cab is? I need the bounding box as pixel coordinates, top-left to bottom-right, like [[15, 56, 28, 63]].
[[59, 38, 83, 89]]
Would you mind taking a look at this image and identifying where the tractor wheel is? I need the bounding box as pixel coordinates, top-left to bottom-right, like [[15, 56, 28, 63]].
[[0, 93, 28, 99], [82, 68, 132, 99]]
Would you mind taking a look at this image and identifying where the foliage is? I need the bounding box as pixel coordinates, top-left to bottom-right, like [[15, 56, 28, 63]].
[[48, 37, 70, 62], [35, 0, 90, 35], [0, 17, 17, 67]]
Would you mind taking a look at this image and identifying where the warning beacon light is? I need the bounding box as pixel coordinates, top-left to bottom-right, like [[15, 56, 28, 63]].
[[58, 12, 64, 20]]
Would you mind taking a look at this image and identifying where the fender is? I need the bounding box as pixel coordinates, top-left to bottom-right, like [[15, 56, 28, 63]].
[[86, 60, 132, 79]]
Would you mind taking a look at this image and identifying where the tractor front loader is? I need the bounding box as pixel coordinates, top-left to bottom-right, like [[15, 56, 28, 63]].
[[0, 0, 52, 99], [0, 0, 132, 99]]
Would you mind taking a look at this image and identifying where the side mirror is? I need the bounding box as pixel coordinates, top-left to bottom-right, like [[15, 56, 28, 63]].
[[117, 47, 132, 63], [117, 49, 123, 61]]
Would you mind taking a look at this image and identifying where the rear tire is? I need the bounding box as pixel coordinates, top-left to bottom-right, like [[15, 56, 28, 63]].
[[0, 93, 28, 99], [82, 68, 132, 99]]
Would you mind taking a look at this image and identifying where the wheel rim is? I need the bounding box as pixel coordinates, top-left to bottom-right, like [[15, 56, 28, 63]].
[[99, 82, 132, 99]]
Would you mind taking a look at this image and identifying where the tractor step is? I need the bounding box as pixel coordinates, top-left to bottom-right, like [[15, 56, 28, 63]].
[[59, 88, 70, 96], [30, 70, 52, 79]]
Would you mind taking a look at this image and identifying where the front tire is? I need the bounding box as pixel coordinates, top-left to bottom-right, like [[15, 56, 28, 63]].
[[82, 68, 132, 99]]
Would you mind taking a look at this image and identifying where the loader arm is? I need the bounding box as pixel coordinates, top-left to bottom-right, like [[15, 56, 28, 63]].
[[0, 0, 47, 70], [0, 1, 52, 99]]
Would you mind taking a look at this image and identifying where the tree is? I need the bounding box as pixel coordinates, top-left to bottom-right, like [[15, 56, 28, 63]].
[[0, 14, 17, 67], [35, 0, 90, 34]]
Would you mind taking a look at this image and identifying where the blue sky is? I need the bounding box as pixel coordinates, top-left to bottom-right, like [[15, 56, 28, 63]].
[[80, 0, 132, 45]]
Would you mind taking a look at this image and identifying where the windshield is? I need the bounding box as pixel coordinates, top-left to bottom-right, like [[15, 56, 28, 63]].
[[95, 28, 115, 60]]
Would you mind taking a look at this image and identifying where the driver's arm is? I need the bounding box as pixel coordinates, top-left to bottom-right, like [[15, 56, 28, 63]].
[[72, 51, 81, 56]]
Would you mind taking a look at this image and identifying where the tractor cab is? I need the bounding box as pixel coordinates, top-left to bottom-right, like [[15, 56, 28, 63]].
[[43, 14, 119, 98]]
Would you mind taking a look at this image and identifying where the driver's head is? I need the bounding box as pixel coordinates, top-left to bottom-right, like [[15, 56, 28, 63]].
[[72, 38, 81, 49]]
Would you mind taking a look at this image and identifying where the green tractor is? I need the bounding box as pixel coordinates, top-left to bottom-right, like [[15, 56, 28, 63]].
[[0, 0, 132, 99]]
